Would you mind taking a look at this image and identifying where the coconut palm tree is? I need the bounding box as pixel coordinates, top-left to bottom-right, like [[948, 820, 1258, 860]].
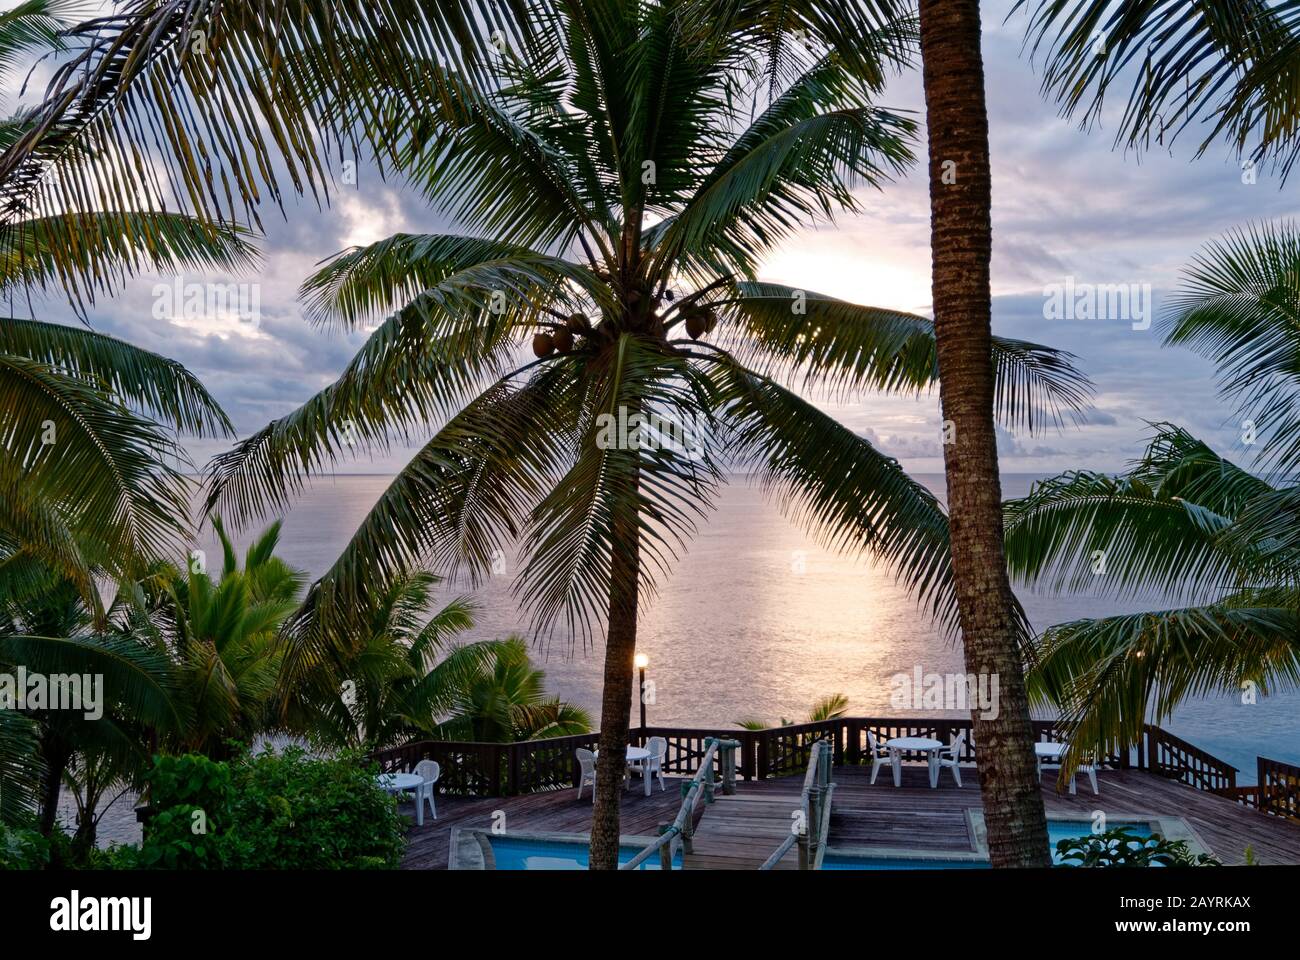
[[906, 0, 1054, 865], [0, 573, 181, 835], [302, 570, 509, 750], [1007, 223, 1300, 773], [203, 2, 1089, 868]]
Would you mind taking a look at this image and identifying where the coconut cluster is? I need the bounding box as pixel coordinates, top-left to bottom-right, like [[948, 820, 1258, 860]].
[[533, 312, 592, 357]]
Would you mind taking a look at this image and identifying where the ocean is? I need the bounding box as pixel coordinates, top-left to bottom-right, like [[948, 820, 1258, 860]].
[[194, 473, 1299, 783]]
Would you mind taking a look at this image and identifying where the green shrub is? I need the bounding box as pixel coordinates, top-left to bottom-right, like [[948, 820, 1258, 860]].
[[0, 823, 49, 870], [138, 753, 231, 869], [1055, 827, 1221, 867], [222, 747, 405, 869]]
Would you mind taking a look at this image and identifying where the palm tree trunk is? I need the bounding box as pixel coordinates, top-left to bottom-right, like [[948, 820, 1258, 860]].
[[589, 474, 641, 870], [37, 734, 68, 837], [917, 0, 1051, 868]]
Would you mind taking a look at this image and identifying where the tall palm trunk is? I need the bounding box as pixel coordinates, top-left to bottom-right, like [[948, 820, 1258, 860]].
[[917, 0, 1050, 867], [37, 734, 68, 837], [589, 476, 641, 870]]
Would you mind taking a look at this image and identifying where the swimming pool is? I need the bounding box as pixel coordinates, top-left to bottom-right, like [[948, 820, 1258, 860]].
[[822, 818, 1161, 870], [446, 830, 686, 870], [487, 837, 682, 870]]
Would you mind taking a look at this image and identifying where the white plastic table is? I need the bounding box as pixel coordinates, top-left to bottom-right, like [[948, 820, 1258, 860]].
[[885, 736, 944, 788], [1034, 741, 1096, 795], [377, 772, 426, 825], [594, 746, 653, 795]]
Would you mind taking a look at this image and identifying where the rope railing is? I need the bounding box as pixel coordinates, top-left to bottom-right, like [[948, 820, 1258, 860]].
[[759, 738, 834, 870], [620, 737, 740, 871]]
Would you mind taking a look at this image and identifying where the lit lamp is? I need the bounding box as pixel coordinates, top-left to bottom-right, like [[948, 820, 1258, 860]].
[[634, 653, 650, 732]]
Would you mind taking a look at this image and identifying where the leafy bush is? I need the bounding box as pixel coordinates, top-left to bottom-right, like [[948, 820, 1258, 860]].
[[1055, 827, 1221, 867], [138, 754, 232, 869], [222, 747, 405, 869], [0, 823, 49, 870]]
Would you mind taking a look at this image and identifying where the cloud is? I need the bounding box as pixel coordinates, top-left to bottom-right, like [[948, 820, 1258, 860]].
[[27, 0, 1290, 483]]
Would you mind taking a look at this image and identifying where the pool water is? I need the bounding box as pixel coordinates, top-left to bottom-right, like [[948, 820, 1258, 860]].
[[822, 819, 1155, 870], [822, 856, 990, 870], [488, 837, 684, 870]]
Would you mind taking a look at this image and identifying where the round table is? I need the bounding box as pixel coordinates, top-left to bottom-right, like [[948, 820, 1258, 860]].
[[377, 772, 427, 825], [884, 736, 944, 788], [1034, 741, 1097, 795], [594, 746, 654, 795], [1034, 742, 1067, 761]]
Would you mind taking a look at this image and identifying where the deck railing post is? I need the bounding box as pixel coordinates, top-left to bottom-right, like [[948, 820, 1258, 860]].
[[806, 782, 821, 868], [1258, 756, 1269, 814], [657, 824, 674, 870], [703, 738, 717, 804], [721, 740, 737, 795]]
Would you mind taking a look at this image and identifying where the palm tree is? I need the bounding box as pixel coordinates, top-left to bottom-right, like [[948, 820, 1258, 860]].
[[906, 0, 1054, 865], [0, 1, 250, 603], [0, 0, 253, 832], [141, 518, 304, 758], [203, 2, 1089, 868], [1006, 223, 1300, 772], [303, 571, 509, 751], [0, 573, 181, 836], [432, 637, 592, 743]]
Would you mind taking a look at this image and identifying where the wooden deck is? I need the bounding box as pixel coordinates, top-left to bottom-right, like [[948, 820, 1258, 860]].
[[401, 765, 1300, 869]]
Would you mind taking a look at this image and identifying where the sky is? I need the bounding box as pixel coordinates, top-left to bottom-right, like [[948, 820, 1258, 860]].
[[15, 0, 1299, 478]]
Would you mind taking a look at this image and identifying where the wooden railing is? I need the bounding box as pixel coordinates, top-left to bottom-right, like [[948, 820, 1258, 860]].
[[368, 718, 1295, 823], [620, 738, 739, 871], [759, 738, 834, 870], [1144, 724, 1237, 793], [1233, 756, 1300, 821]]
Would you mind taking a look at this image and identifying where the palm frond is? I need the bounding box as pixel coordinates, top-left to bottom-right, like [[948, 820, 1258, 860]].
[[1027, 594, 1300, 773], [0, 315, 231, 436], [0, 353, 194, 570], [1161, 221, 1300, 478], [0, 212, 258, 307], [721, 281, 1094, 430], [1004, 428, 1274, 604], [1015, 0, 1300, 179]]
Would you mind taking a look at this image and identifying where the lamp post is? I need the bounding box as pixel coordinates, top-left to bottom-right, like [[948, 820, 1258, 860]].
[[634, 652, 649, 733]]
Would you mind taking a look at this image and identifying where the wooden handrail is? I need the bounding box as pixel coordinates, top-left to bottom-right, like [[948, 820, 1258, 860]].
[[759, 738, 833, 870], [620, 738, 739, 871]]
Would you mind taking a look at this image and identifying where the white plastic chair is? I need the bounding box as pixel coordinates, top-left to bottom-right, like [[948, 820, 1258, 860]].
[[1037, 746, 1100, 795], [414, 759, 440, 821], [866, 729, 891, 785], [630, 736, 667, 792], [576, 748, 597, 800], [935, 731, 966, 787]]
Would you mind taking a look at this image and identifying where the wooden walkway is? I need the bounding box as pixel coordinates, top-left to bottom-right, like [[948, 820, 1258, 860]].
[[684, 791, 806, 869], [401, 765, 1300, 869]]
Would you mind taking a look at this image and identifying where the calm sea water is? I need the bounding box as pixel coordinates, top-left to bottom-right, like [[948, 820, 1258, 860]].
[[194, 473, 1299, 783]]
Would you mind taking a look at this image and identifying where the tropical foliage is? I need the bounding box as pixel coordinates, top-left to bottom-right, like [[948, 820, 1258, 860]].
[[429, 637, 592, 743], [1054, 826, 1221, 868], [737, 692, 849, 730], [299, 573, 584, 750], [1007, 224, 1300, 773], [196, 0, 1087, 867], [138, 749, 406, 870], [1016, 0, 1300, 178]]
